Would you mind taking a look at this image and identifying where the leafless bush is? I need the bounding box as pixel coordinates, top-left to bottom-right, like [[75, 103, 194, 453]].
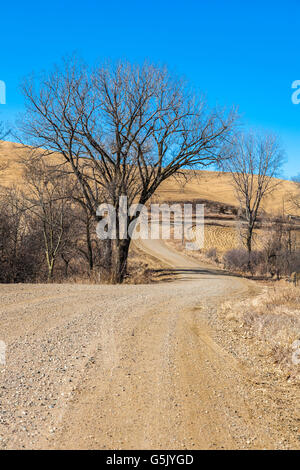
[[223, 215, 300, 280], [206, 247, 218, 262], [223, 248, 263, 273], [261, 218, 300, 279]]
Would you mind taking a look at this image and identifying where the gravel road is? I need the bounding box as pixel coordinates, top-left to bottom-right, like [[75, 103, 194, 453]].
[[0, 239, 294, 449]]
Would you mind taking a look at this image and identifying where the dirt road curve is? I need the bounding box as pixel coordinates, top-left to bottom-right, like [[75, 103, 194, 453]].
[[0, 240, 289, 449]]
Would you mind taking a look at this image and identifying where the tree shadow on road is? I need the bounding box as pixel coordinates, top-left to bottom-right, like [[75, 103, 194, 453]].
[[151, 266, 242, 282]]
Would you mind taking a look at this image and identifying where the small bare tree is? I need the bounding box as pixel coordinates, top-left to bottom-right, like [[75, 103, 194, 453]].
[[22, 159, 72, 281], [222, 133, 284, 268], [0, 187, 25, 281], [20, 59, 237, 283], [69, 182, 110, 275], [0, 186, 43, 282], [74, 205, 97, 272]]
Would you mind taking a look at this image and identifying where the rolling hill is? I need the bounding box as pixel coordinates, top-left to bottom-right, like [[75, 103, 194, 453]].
[[0, 140, 299, 217]]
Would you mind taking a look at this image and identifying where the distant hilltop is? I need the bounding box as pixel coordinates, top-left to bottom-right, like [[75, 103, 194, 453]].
[[0, 140, 299, 217]]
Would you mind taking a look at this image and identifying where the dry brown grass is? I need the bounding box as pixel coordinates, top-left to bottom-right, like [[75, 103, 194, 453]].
[[126, 242, 169, 284], [165, 234, 220, 267], [195, 225, 265, 253], [220, 283, 300, 380], [51, 244, 169, 285], [193, 224, 300, 255], [1, 140, 300, 216], [157, 169, 300, 216]]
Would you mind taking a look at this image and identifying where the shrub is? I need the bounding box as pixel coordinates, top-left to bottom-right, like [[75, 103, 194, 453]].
[[206, 247, 217, 261], [223, 249, 248, 271], [223, 248, 263, 273]]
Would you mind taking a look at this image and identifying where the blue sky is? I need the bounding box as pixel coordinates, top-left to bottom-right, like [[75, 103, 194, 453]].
[[1, 0, 300, 178]]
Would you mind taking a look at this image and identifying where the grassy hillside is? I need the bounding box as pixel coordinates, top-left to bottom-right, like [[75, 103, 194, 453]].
[[157, 170, 300, 216], [1, 140, 299, 217]]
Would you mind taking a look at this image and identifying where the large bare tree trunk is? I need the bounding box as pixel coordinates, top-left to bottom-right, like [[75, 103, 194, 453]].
[[86, 220, 94, 272], [111, 239, 131, 284], [246, 226, 253, 271], [99, 238, 113, 278]]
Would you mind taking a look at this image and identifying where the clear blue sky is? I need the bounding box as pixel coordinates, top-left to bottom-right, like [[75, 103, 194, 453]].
[[1, 0, 300, 178]]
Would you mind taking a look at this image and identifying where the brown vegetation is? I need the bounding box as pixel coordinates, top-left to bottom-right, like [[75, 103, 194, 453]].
[[220, 283, 300, 381]]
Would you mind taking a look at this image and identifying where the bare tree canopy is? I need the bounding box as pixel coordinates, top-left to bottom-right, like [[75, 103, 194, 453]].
[[221, 132, 284, 266], [20, 58, 237, 282]]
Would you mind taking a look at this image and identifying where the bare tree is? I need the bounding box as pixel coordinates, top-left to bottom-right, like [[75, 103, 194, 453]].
[[20, 59, 237, 283], [222, 133, 284, 268], [74, 205, 97, 272], [262, 215, 297, 279], [22, 159, 72, 281], [68, 181, 110, 275], [0, 186, 43, 282], [0, 186, 24, 281]]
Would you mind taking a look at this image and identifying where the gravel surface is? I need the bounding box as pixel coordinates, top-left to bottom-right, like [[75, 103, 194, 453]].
[[0, 240, 298, 449]]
